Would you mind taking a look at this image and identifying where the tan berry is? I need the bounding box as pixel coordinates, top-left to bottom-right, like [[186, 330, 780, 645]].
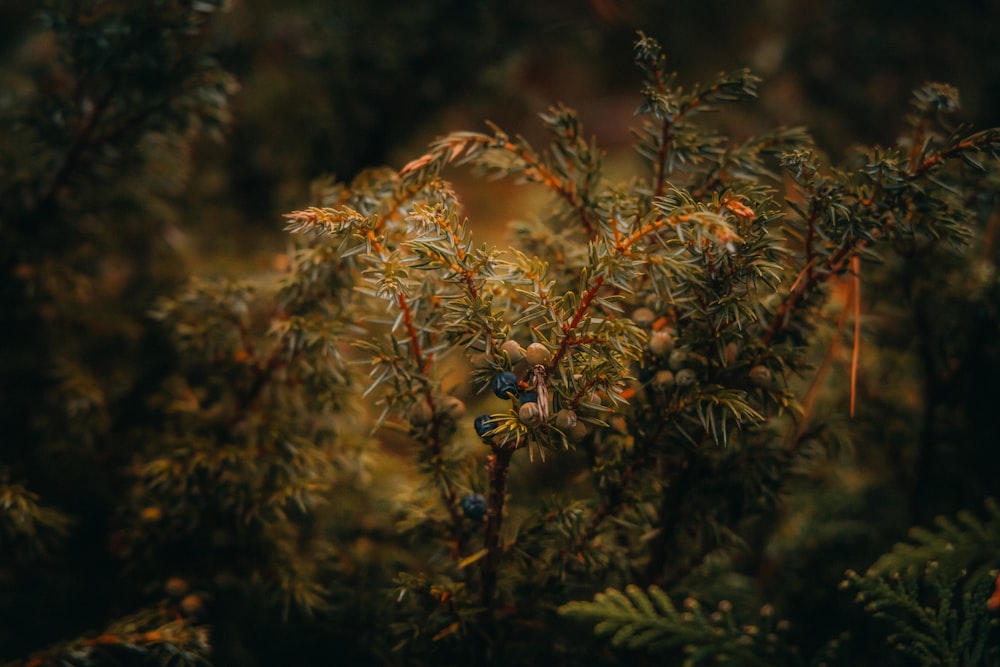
[[408, 400, 433, 425], [648, 329, 675, 356], [668, 348, 689, 370], [441, 396, 466, 419], [554, 408, 578, 430], [749, 365, 773, 387], [653, 369, 675, 388], [675, 368, 697, 388], [518, 402, 543, 427], [631, 307, 656, 328], [499, 339, 524, 361], [524, 342, 551, 366], [568, 421, 589, 442]]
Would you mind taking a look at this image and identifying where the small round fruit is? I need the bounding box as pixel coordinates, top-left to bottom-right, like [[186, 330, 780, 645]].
[[409, 400, 433, 425], [749, 365, 773, 387], [518, 390, 539, 404], [491, 371, 518, 398], [441, 396, 465, 419], [652, 369, 675, 388], [524, 342, 551, 366], [675, 368, 697, 388], [461, 493, 488, 521], [474, 414, 493, 441], [648, 329, 675, 356], [500, 339, 524, 361], [668, 348, 689, 371], [631, 307, 656, 328], [554, 408, 578, 430], [518, 401, 543, 427], [568, 421, 589, 442]]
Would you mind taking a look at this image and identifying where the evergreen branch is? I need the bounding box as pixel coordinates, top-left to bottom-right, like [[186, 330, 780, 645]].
[[866, 499, 1000, 579], [12, 607, 211, 667], [0, 476, 72, 559], [559, 585, 794, 664], [911, 128, 1000, 177], [843, 502, 1000, 665]]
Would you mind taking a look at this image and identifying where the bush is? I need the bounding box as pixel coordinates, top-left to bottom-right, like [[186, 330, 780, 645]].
[[3, 7, 999, 666]]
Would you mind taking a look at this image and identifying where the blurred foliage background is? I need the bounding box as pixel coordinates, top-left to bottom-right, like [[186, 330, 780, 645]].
[[5, 0, 999, 261], [1, 0, 998, 664]]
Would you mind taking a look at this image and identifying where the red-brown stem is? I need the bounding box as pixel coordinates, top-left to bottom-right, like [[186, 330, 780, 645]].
[[395, 289, 468, 555], [804, 206, 817, 284], [654, 120, 673, 199], [464, 135, 594, 235], [550, 275, 605, 369], [480, 445, 515, 627], [849, 256, 861, 417], [760, 241, 860, 346], [616, 212, 692, 254], [397, 293, 431, 375]]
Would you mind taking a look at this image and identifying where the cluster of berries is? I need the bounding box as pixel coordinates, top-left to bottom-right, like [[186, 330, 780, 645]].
[[636, 307, 774, 391], [473, 340, 582, 445]]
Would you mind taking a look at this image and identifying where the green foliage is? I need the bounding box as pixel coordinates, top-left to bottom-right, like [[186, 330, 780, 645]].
[[559, 585, 797, 665], [0, 473, 71, 560], [843, 500, 1000, 666], [2, 607, 211, 667], [3, 10, 1000, 667]]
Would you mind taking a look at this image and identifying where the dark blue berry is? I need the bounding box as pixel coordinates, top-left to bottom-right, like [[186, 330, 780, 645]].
[[491, 371, 518, 398], [462, 493, 488, 521], [518, 390, 538, 404], [474, 414, 493, 441]]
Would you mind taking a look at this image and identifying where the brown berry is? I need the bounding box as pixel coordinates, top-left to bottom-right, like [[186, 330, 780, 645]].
[[524, 342, 551, 366], [442, 396, 465, 419], [518, 402, 543, 427], [749, 365, 773, 387], [648, 329, 675, 356], [499, 339, 524, 361], [554, 408, 578, 430], [632, 307, 656, 328]]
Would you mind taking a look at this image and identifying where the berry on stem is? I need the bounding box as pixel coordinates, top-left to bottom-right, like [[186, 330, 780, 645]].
[[524, 342, 551, 366], [518, 402, 543, 427], [500, 339, 524, 362], [408, 400, 434, 425], [648, 329, 675, 356], [442, 396, 466, 419], [749, 365, 773, 387], [554, 408, 578, 430], [474, 414, 494, 441], [518, 390, 539, 404], [653, 369, 675, 388], [491, 371, 518, 398], [632, 307, 656, 328], [461, 493, 487, 521], [675, 368, 697, 388]]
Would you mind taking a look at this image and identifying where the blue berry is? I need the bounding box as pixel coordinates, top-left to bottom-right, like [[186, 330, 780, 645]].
[[518, 390, 539, 404], [462, 493, 488, 521], [491, 371, 518, 398], [474, 414, 493, 441]]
